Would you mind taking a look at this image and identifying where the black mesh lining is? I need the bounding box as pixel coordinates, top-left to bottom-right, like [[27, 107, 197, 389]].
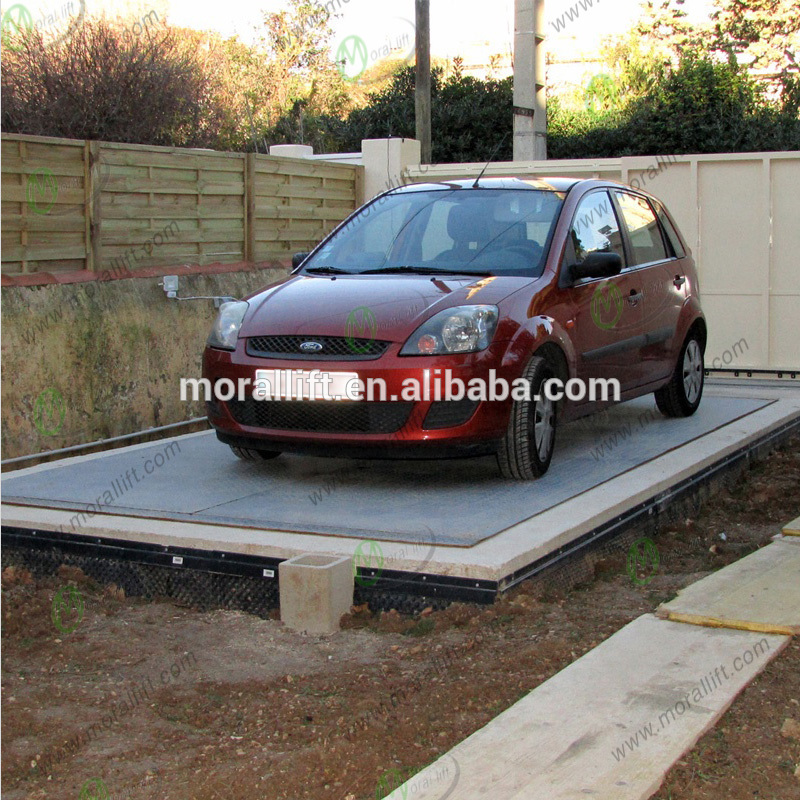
[[1, 545, 280, 617], [422, 398, 480, 430], [227, 398, 414, 434]]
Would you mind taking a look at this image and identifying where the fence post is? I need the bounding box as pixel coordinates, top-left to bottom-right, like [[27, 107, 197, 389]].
[[244, 153, 256, 263], [354, 164, 365, 207], [86, 141, 102, 273]]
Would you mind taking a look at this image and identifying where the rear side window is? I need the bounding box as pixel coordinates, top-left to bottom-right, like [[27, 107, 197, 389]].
[[654, 203, 686, 258], [615, 192, 669, 266], [564, 190, 626, 266]]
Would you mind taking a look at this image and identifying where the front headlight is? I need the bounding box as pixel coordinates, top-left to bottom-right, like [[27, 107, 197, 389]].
[[400, 305, 499, 355], [207, 301, 249, 350]]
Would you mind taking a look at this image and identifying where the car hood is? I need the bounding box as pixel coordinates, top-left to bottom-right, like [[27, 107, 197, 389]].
[[239, 274, 534, 341]]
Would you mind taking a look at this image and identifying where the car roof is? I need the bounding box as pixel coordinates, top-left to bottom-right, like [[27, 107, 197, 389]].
[[389, 175, 670, 198], [390, 176, 583, 194]]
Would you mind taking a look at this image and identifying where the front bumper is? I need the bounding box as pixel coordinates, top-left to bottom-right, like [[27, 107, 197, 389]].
[[201, 338, 522, 456]]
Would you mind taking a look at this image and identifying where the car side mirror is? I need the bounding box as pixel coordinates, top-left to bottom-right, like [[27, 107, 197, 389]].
[[292, 252, 310, 270], [570, 252, 622, 282]]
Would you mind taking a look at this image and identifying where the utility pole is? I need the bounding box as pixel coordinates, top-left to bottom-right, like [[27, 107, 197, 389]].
[[513, 0, 547, 160], [415, 0, 432, 164]]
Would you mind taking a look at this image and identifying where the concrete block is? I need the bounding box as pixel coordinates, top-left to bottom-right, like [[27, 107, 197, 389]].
[[279, 553, 353, 635], [361, 137, 421, 200]]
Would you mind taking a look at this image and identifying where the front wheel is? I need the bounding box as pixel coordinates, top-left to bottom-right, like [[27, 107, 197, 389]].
[[496, 356, 557, 480], [230, 445, 281, 461], [655, 331, 704, 417]]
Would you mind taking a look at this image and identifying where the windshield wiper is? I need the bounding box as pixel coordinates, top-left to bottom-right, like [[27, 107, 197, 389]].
[[360, 266, 493, 277], [304, 266, 354, 275]]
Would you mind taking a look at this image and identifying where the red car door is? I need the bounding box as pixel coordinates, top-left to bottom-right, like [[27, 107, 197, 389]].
[[561, 190, 645, 396], [613, 191, 683, 382]]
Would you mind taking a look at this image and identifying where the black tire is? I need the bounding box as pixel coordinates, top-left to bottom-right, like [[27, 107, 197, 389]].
[[655, 331, 704, 417], [229, 445, 281, 461], [496, 356, 557, 480]]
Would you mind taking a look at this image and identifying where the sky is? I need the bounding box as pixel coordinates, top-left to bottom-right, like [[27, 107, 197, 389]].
[[8, 0, 717, 68], [162, 0, 717, 51]]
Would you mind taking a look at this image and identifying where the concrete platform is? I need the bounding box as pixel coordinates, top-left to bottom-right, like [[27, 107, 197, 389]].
[[0, 395, 772, 546], [386, 615, 790, 800], [2, 382, 799, 599], [657, 538, 800, 635]]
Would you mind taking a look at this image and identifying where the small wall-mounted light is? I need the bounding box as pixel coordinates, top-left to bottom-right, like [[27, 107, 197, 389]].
[[160, 275, 179, 298], [158, 275, 238, 307]]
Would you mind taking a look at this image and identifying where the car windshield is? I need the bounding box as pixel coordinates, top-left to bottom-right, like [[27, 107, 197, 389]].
[[301, 187, 565, 277]]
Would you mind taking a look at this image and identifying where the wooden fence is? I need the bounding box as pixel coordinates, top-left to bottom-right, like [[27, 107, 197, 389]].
[[1, 133, 364, 276]]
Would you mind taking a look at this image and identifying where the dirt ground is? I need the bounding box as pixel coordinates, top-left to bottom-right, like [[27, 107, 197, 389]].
[[2, 437, 799, 800]]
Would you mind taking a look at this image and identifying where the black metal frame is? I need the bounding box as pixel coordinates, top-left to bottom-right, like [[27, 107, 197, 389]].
[[0, 526, 283, 580], [705, 368, 797, 379], [0, 525, 499, 605]]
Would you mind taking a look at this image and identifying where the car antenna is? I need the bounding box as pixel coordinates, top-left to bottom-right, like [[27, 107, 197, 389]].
[[472, 132, 509, 188]]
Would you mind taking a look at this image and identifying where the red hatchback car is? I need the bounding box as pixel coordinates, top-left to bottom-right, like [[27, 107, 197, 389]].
[[203, 177, 705, 479]]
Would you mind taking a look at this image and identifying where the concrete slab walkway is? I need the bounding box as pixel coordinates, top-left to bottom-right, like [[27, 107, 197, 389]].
[[657, 539, 800, 635], [386, 526, 799, 800], [386, 616, 789, 800], [784, 516, 800, 537]]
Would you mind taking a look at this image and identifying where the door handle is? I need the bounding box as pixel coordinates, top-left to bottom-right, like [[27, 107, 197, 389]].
[[627, 290, 643, 306], [673, 275, 686, 288]]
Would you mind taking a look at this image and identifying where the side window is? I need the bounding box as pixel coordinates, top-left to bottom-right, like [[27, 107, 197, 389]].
[[615, 192, 668, 266], [565, 190, 626, 267], [654, 203, 686, 258]]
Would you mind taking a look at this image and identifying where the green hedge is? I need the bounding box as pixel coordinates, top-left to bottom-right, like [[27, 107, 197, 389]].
[[272, 58, 799, 161]]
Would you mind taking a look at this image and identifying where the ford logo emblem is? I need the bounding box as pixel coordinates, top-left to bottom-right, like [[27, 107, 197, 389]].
[[299, 341, 324, 352]]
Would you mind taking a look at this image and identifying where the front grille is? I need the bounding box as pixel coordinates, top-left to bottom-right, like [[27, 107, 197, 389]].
[[227, 398, 414, 434], [247, 335, 390, 361], [423, 398, 480, 430]]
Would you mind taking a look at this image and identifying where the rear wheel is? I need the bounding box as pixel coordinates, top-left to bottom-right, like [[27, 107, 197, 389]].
[[655, 331, 704, 417], [230, 445, 281, 461], [496, 356, 557, 480]]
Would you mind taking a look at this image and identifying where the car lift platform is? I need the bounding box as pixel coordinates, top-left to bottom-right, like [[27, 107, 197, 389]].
[[2, 381, 799, 606]]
